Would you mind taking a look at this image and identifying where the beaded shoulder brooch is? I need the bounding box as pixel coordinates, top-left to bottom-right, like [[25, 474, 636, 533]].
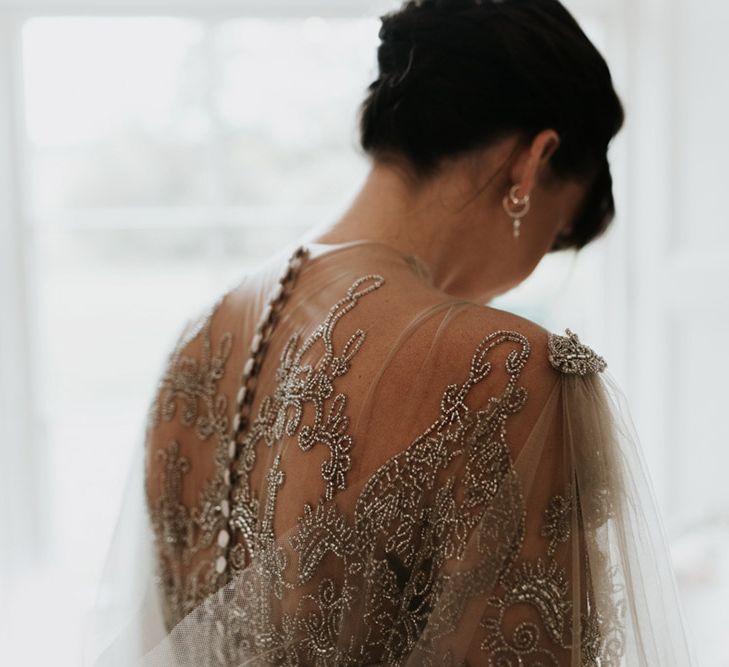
[[547, 328, 607, 376]]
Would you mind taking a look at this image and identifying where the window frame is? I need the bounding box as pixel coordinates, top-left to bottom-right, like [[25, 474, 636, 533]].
[[0, 0, 634, 572]]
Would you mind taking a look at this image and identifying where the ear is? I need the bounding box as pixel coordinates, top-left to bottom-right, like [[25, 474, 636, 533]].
[[509, 129, 561, 198]]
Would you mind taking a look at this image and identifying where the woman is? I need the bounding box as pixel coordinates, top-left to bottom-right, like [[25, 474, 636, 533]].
[[91, 0, 693, 664]]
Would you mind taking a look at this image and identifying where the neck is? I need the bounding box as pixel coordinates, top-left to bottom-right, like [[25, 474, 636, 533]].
[[306, 156, 525, 303]]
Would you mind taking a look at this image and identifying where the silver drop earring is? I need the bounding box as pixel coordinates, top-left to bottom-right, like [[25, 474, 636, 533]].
[[502, 184, 531, 239]]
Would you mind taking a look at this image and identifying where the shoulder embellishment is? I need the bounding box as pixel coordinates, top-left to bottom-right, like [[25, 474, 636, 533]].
[[547, 328, 607, 376]]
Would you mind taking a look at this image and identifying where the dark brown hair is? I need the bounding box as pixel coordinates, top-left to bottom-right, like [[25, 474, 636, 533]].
[[357, 0, 625, 251]]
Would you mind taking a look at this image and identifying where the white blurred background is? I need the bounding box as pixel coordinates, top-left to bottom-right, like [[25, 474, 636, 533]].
[[0, 0, 726, 664]]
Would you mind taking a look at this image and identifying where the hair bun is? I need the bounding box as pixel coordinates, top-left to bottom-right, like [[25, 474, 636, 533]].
[[376, 12, 419, 81], [359, 0, 625, 251]]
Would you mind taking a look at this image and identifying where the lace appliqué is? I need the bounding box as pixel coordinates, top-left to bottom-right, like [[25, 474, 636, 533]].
[[227, 273, 386, 577], [548, 328, 607, 376], [542, 482, 574, 557], [145, 282, 625, 664], [146, 295, 236, 628], [148, 294, 232, 436], [149, 440, 193, 626]]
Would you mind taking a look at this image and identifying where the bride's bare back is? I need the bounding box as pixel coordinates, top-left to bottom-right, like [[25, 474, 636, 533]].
[[137, 240, 689, 665]]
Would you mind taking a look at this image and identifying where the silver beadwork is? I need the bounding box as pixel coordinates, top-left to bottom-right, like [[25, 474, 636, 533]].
[[547, 328, 607, 375], [146, 249, 625, 664]]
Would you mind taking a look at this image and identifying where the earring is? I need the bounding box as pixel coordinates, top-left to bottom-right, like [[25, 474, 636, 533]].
[[502, 184, 531, 239]]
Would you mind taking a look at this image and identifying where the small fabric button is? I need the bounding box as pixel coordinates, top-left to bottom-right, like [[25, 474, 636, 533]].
[[251, 333, 262, 354]]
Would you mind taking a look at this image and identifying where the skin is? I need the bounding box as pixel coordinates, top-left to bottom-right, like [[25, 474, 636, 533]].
[[307, 130, 590, 303]]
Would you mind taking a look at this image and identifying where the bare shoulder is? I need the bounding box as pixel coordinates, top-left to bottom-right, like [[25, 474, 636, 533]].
[[439, 303, 559, 389], [366, 299, 559, 433], [411, 301, 608, 427], [445, 303, 607, 381], [423, 304, 608, 461]]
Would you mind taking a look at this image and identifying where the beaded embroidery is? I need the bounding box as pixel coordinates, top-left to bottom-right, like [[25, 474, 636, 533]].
[[146, 272, 621, 663], [146, 295, 234, 625], [547, 328, 607, 376]]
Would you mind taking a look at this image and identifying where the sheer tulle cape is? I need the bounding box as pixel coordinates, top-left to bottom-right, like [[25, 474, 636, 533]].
[[84, 240, 694, 665]]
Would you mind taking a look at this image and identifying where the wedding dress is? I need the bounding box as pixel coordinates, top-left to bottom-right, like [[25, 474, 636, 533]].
[[87, 238, 694, 666]]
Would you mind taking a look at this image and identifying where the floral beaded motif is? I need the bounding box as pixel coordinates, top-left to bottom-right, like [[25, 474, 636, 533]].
[[145, 275, 622, 664], [145, 294, 236, 628], [547, 328, 607, 376], [541, 483, 574, 557], [235, 273, 385, 508]]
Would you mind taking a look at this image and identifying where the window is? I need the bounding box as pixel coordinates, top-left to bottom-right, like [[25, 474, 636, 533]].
[[0, 2, 724, 665]]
